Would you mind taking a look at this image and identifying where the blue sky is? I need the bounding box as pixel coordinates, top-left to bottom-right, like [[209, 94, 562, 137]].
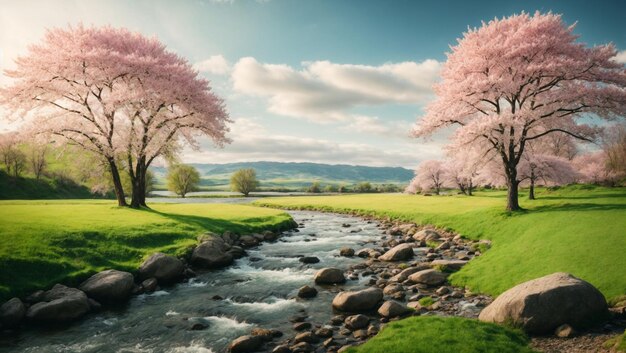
[[1, 0, 625, 168]]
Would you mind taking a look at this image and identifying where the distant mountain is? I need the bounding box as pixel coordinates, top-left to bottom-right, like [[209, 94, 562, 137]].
[[151, 161, 413, 190]]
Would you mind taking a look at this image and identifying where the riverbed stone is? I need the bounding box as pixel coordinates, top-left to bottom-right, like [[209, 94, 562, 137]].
[[378, 244, 414, 262], [141, 278, 158, 293], [332, 287, 383, 312], [263, 230, 279, 242], [389, 265, 430, 282], [239, 235, 259, 248], [339, 247, 355, 257], [378, 300, 411, 318], [478, 272, 609, 334], [408, 269, 448, 286], [0, 297, 26, 328], [295, 331, 319, 344], [344, 314, 369, 330], [314, 268, 346, 285], [430, 259, 468, 272], [298, 285, 318, 299], [228, 335, 263, 353], [25, 284, 90, 323], [413, 229, 441, 242], [299, 256, 320, 264], [191, 238, 234, 269], [138, 253, 185, 284], [79, 269, 134, 303]]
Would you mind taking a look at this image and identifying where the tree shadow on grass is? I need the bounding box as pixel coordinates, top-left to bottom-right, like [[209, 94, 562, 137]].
[[529, 202, 626, 213]]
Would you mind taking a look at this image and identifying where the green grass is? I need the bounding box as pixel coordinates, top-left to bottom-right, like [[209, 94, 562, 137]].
[[418, 296, 434, 307], [0, 170, 98, 199], [346, 316, 537, 353], [255, 185, 626, 302], [0, 200, 294, 301]]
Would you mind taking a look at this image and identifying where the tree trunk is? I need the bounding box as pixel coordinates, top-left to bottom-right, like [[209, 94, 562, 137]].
[[505, 163, 521, 211], [130, 159, 148, 208], [468, 180, 473, 196], [108, 158, 127, 207], [529, 178, 535, 200]]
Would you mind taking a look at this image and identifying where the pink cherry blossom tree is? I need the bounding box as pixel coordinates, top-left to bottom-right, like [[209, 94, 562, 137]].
[[573, 150, 618, 185], [442, 148, 485, 195], [518, 153, 578, 199], [412, 12, 626, 211], [1, 25, 230, 207], [405, 159, 447, 195]]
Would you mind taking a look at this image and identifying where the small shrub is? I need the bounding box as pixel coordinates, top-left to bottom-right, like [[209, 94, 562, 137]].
[[418, 296, 434, 307]]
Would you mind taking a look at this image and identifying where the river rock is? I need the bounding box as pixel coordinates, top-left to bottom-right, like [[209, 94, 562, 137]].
[[344, 314, 369, 330], [332, 287, 383, 312], [430, 259, 468, 272], [138, 253, 184, 284], [413, 229, 441, 242], [294, 331, 319, 344], [314, 268, 346, 285], [239, 235, 259, 248], [297, 285, 318, 299], [408, 269, 448, 286], [299, 256, 320, 264], [0, 297, 26, 328], [378, 244, 414, 261], [263, 230, 279, 241], [339, 247, 355, 257], [229, 335, 263, 353], [378, 300, 411, 318], [141, 278, 158, 292], [25, 284, 90, 323], [389, 264, 430, 282], [79, 269, 134, 303], [478, 272, 609, 334], [191, 238, 234, 268]]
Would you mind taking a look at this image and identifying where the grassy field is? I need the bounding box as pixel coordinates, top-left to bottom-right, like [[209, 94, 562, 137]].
[[255, 185, 626, 302], [346, 316, 537, 353], [0, 200, 293, 301]]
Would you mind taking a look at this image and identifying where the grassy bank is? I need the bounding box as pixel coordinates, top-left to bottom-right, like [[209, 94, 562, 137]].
[[0, 171, 99, 199], [0, 200, 293, 301], [255, 185, 626, 301], [346, 316, 537, 353]]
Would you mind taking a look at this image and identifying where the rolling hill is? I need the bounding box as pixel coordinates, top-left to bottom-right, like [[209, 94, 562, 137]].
[[151, 161, 414, 190]]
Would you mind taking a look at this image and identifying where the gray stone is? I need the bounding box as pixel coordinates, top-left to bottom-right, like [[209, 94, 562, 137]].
[[138, 253, 184, 284], [344, 314, 369, 330], [79, 269, 134, 303], [479, 272, 609, 334], [0, 297, 25, 328], [191, 238, 234, 269], [25, 284, 90, 323]]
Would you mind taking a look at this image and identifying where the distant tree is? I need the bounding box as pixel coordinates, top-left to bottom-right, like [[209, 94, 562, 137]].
[[377, 184, 400, 193], [308, 181, 322, 193], [168, 164, 200, 198], [230, 168, 259, 197], [30, 144, 47, 180], [355, 182, 373, 193], [603, 123, 626, 181], [337, 185, 349, 193], [1, 25, 230, 207], [412, 12, 626, 211], [324, 184, 338, 193], [407, 160, 446, 195], [573, 151, 618, 185], [519, 154, 578, 199], [0, 133, 26, 178]]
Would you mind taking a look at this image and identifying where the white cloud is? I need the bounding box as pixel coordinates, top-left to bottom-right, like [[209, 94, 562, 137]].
[[182, 117, 443, 168], [614, 50, 626, 64], [195, 55, 231, 75], [231, 57, 440, 123]]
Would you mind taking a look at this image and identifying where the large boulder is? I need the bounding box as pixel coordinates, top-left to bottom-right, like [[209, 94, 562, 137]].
[[25, 284, 90, 323], [79, 269, 134, 303], [378, 300, 411, 318], [0, 297, 26, 328], [138, 253, 184, 284], [479, 272, 609, 334], [332, 287, 383, 312], [408, 269, 448, 286], [314, 268, 346, 285], [229, 335, 263, 353], [378, 244, 415, 262], [191, 238, 234, 269]]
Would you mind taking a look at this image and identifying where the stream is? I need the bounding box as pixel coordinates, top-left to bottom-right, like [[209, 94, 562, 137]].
[[0, 209, 386, 353]]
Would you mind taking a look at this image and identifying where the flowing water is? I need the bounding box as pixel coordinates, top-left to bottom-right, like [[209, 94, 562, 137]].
[[0, 210, 385, 353]]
